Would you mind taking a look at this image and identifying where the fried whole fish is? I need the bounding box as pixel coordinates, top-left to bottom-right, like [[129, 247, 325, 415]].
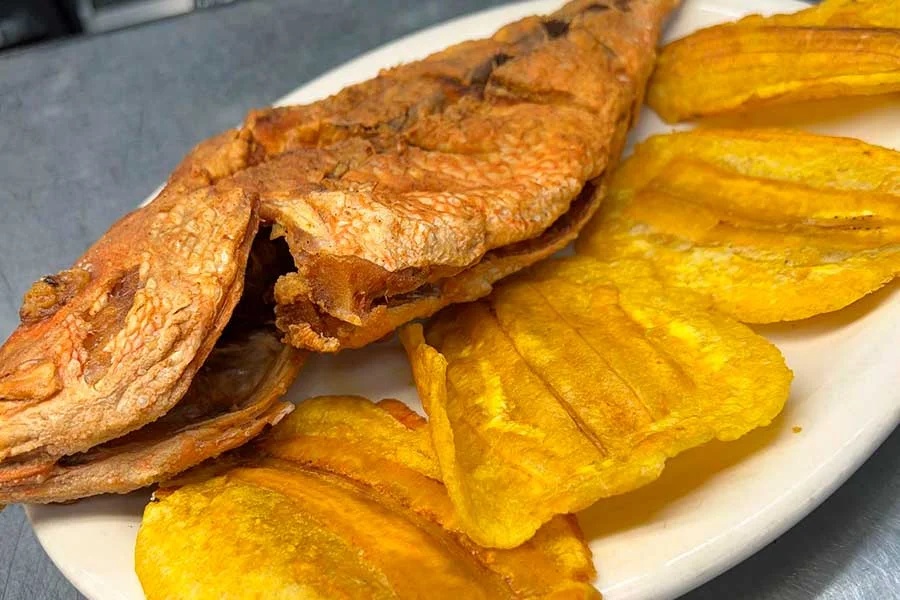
[[0, 0, 678, 503]]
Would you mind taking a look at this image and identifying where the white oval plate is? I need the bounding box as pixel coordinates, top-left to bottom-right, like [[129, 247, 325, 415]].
[[27, 1, 900, 599]]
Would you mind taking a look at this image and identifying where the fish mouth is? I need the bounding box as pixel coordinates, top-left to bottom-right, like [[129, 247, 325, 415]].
[[0, 230, 305, 503]]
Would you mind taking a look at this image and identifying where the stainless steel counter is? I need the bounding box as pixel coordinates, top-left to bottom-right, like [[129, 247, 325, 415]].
[[0, 1, 897, 598]]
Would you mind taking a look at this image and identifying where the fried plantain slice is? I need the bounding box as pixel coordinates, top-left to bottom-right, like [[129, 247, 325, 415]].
[[136, 395, 599, 600], [400, 257, 791, 548], [576, 129, 900, 323], [648, 0, 900, 122]]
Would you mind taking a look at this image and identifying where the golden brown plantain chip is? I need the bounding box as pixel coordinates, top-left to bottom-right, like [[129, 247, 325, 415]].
[[400, 257, 791, 548], [648, 0, 900, 122], [136, 395, 599, 600], [576, 129, 900, 323]]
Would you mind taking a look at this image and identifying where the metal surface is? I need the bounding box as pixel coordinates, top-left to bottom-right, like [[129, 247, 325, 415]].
[[75, 0, 240, 34], [76, 0, 195, 34], [0, 0, 897, 598]]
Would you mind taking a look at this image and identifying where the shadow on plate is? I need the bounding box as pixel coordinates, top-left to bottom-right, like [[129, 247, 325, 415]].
[[683, 427, 900, 599], [578, 414, 789, 540], [751, 279, 900, 341], [693, 93, 900, 136], [27, 489, 149, 524]]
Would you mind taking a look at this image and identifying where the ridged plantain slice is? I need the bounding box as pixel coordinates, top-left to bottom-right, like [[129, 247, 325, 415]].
[[400, 257, 791, 548], [135, 395, 599, 600], [576, 129, 900, 323], [648, 0, 900, 122]]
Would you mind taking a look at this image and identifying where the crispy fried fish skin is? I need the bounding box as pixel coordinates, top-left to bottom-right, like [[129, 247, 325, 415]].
[[576, 129, 900, 323], [259, 0, 677, 351], [648, 0, 900, 122], [401, 257, 791, 548], [136, 396, 599, 600], [164, 0, 678, 353]]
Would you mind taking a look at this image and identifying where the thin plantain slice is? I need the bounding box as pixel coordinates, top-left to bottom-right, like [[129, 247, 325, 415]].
[[136, 395, 599, 600], [648, 0, 900, 122], [576, 129, 900, 323], [400, 257, 791, 548]]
